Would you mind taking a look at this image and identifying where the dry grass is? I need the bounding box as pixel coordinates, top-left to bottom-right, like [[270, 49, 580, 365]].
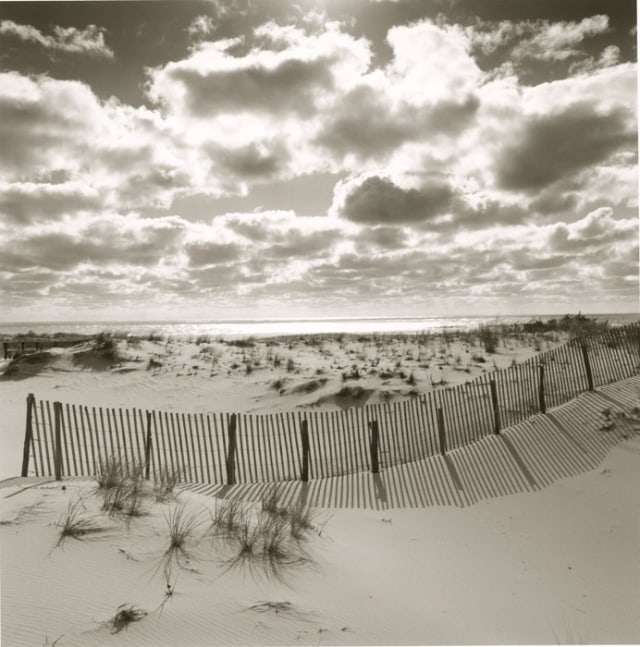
[[55, 498, 104, 548], [110, 604, 147, 634], [159, 504, 205, 579], [208, 498, 247, 538], [95, 455, 125, 490], [154, 465, 181, 502]]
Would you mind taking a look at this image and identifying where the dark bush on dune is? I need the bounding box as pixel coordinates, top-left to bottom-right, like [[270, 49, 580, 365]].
[[72, 333, 122, 370], [292, 378, 328, 394], [522, 314, 607, 336], [0, 351, 55, 380]]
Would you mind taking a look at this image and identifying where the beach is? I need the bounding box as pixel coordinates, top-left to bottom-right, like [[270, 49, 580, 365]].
[[1, 325, 639, 645]]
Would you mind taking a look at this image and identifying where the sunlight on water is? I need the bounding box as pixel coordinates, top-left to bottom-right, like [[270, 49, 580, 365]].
[[0, 314, 636, 339]]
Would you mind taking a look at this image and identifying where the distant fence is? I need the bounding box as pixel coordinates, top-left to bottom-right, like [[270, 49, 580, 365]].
[[21, 324, 640, 484]]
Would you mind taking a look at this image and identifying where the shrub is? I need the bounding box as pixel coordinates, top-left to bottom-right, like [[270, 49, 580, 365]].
[[478, 326, 498, 354]]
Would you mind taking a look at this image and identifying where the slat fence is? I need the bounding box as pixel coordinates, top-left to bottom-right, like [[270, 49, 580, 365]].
[[20, 323, 640, 483]]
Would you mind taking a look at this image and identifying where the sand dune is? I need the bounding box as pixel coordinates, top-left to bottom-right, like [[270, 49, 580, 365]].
[[2, 428, 639, 646], [1, 329, 639, 645]]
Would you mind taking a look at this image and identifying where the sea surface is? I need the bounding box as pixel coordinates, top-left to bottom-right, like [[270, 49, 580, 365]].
[[0, 313, 637, 339]]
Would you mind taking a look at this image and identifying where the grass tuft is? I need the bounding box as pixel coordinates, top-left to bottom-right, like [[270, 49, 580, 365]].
[[209, 498, 246, 538], [159, 504, 204, 579], [110, 604, 147, 634], [288, 501, 319, 541], [95, 455, 125, 490], [261, 487, 288, 518], [154, 465, 181, 502], [55, 498, 103, 548]]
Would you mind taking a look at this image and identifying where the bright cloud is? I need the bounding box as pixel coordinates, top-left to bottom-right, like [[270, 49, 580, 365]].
[[0, 20, 114, 57]]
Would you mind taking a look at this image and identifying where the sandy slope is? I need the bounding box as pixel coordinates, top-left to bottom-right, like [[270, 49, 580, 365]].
[[1, 432, 639, 646], [2, 331, 638, 646]]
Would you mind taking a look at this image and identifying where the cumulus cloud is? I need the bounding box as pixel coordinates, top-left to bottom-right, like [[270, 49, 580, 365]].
[[467, 15, 609, 62], [0, 181, 101, 224], [0, 214, 188, 273], [148, 23, 371, 119], [0, 20, 114, 57], [547, 207, 637, 253], [187, 15, 217, 39], [332, 175, 454, 225], [495, 102, 635, 191]]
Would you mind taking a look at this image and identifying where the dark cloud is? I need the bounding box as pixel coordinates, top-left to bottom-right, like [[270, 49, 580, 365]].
[[496, 101, 636, 191], [315, 85, 419, 159], [338, 176, 453, 224], [164, 55, 335, 117], [317, 86, 479, 160], [0, 182, 101, 224], [217, 142, 289, 178], [185, 241, 242, 267], [2, 217, 186, 272], [528, 189, 578, 215], [267, 228, 339, 258], [358, 226, 408, 249]]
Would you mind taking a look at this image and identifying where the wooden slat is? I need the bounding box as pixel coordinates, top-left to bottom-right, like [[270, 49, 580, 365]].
[[44, 401, 55, 476], [64, 403, 77, 476]]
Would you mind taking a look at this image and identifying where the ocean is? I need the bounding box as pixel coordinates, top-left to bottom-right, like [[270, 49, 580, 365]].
[[0, 313, 637, 339]]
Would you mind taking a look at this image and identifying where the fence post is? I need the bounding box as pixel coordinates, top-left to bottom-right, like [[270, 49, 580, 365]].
[[490, 378, 501, 434], [580, 341, 594, 391], [369, 420, 380, 473], [436, 406, 446, 455], [144, 411, 153, 480], [225, 413, 237, 485], [300, 419, 310, 482], [538, 364, 546, 414], [3, 342, 8, 359], [21, 393, 35, 477], [54, 401, 63, 481]]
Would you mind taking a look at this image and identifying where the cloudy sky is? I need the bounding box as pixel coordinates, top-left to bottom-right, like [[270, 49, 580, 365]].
[[0, 0, 637, 322]]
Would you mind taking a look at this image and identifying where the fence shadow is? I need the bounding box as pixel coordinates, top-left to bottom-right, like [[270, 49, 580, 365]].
[[179, 382, 640, 509]]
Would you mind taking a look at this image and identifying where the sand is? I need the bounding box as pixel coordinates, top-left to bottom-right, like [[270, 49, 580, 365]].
[[1, 330, 639, 645]]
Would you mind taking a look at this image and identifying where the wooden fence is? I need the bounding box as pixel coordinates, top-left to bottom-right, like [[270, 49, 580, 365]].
[[20, 323, 640, 484]]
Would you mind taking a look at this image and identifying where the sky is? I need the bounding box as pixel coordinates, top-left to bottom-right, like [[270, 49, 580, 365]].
[[0, 0, 637, 322]]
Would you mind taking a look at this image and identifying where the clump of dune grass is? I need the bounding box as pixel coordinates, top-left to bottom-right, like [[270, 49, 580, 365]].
[[110, 604, 147, 634], [478, 326, 499, 354], [101, 479, 146, 518], [292, 378, 328, 394], [159, 504, 205, 579], [208, 498, 246, 539], [95, 456, 147, 518], [55, 498, 103, 548], [154, 465, 181, 502], [226, 511, 307, 583], [261, 486, 288, 517], [248, 600, 293, 614], [95, 455, 125, 490], [288, 501, 320, 542]]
